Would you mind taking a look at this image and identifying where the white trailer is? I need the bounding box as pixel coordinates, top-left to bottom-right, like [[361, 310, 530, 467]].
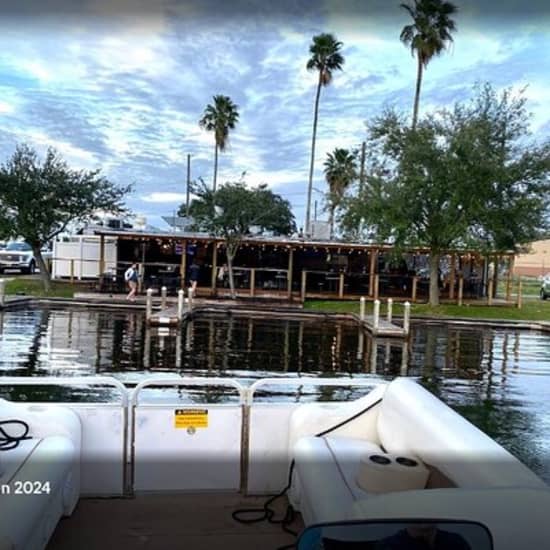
[[52, 235, 118, 280]]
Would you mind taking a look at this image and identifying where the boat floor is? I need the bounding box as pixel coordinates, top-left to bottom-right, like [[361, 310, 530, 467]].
[[48, 493, 303, 550]]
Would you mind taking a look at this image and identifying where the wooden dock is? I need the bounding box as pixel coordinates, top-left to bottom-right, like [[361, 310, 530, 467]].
[[148, 306, 189, 326], [351, 313, 407, 337]]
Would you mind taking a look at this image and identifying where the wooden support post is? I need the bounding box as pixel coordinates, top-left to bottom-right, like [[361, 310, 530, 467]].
[[517, 278, 522, 309], [458, 276, 464, 306], [287, 248, 294, 299], [177, 289, 184, 319], [300, 270, 307, 302], [0, 279, 5, 307], [403, 301, 411, 335], [449, 254, 456, 300], [161, 286, 167, 309], [250, 268, 255, 297], [412, 276, 418, 303], [487, 279, 493, 306], [70, 259, 75, 284], [210, 243, 218, 295], [374, 274, 380, 300], [137, 263, 143, 294], [506, 255, 514, 302], [180, 240, 187, 289], [338, 272, 345, 299], [188, 287, 194, 310], [373, 300, 380, 333], [368, 249, 378, 297], [145, 289, 153, 321], [99, 234, 105, 276], [359, 296, 366, 321], [492, 254, 499, 299], [387, 298, 393, 323]]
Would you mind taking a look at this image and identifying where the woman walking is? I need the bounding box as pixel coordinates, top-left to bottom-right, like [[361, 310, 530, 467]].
[[125, 263, 139, 301]]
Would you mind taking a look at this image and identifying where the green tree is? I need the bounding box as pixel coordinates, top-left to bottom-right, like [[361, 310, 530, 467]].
[[341, 85, 549, 306], [181, 180, 295, 298], [0, 145, 131, 291], [323, 148, 357, 238], [400, 0, 458, 130], [305, 33, 345, 235], [199, 95, 240, 193]]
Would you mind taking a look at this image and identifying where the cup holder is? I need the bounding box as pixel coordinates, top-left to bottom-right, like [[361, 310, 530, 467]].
[[396, 456, 418, 467], [369, 454, 392, 465]]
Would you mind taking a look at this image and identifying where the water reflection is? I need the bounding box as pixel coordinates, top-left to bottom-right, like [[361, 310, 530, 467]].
[[0, 307, 549, 480]]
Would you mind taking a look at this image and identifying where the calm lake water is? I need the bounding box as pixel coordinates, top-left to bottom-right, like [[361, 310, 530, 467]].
[[0, 306, 549, 481]]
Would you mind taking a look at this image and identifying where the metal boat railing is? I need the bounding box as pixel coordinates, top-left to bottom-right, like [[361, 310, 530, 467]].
[[0, 376, 386, 495]]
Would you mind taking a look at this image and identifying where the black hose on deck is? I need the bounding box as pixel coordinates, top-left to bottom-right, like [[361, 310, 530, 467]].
[[0, 419, 31, 451]]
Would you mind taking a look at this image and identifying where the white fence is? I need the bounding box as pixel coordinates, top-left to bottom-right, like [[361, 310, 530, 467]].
[[52, 236, 117, 279]]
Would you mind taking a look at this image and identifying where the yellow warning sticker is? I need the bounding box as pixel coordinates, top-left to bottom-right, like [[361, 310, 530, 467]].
[[174, 408, 209, 429]]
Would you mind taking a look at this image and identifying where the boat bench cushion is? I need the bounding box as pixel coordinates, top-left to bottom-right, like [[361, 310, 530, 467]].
[[0, 436, 77, 550], [377, 378, 546, 489], [291, 435, 383, 524]]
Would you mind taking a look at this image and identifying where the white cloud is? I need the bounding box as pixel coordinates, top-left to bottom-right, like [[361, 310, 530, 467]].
[[141, 192, 188, 203]]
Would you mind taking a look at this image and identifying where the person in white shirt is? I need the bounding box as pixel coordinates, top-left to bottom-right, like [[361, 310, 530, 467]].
[[124, 263, 139, 301]]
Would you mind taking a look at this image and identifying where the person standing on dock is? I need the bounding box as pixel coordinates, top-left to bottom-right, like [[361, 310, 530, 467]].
[[189, 259, 200, 294], [125, 263, 139, 302]]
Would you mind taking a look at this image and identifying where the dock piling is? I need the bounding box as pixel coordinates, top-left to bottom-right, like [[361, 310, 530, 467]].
[[359, 296, 366, 321], [177, 289, 184, 319], [0, 279, 4, 307], [403, 301, 411, 335], [387, 298, 393, 323], [145, 289, 153, 321], [373, 299, 380, 333], [161, 286, 167, 309]]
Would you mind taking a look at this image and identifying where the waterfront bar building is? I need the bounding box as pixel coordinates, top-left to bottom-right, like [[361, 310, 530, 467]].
[[91, 228, 515, 302]]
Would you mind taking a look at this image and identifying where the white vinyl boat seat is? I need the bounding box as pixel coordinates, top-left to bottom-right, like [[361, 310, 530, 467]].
[[289, 378, 546, 525], [0, 400, 82, 550]]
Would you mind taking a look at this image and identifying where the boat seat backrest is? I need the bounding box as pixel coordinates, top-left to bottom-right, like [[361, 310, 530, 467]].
[[377, 378, 546, 489]]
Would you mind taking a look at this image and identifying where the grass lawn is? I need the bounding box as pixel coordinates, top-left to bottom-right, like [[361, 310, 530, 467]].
[[305, 298, 550, 322], [5, 278, 76, 299]]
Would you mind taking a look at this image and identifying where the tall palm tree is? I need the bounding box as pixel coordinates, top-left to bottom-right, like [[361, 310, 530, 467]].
[[199, 95, 239, 192], [305, 33, 344, 235], [324, 148, 357, 238], [400, 0, 458, 129]]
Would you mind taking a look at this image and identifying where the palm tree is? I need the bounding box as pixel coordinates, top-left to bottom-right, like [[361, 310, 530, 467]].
[[199, 95, 239, 192], [305, 33, 345, 235], [324, 148, 357, 238], [400, 0, 458, 129]]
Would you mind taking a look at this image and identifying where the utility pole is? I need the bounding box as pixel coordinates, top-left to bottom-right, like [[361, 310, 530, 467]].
[[314, 200, 317, 221], [359, 141, 366, 194], [186, 154, 191, 217]]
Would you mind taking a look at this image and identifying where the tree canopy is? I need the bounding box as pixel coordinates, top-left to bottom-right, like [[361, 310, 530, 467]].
[[199, 95, 239, 192], [324, 148, 357, 238], [341, 84, 550, 305], [180, 180, 295, 296], [400, 0, 458, 128], [0, 144, 131, 289], [305, 32, 345, 235]]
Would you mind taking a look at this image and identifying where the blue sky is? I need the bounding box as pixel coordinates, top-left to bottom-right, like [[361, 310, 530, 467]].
[[0, 0, 549, 229]]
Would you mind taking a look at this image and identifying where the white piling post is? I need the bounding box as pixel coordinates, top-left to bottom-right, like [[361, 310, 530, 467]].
[[188, 287, 194, 310], [373, 299, 380, 332], [359, 296, 366, 321], [145, 288, 153, 321], [0, 279, 5, 307], [161, 286, 167, 309], [387, 298, 393, 324], [177, 289, 184, 319], [403, 301, 411, 335]]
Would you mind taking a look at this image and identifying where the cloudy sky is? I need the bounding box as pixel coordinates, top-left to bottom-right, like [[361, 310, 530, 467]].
[[0, 0, 549, 229]]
